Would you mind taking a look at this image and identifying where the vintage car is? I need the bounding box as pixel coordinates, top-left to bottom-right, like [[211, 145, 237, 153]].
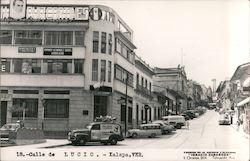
[[162, 115, 186, 129], [152, 120, 175, 134], [0, 123, 20, 143], [219, 114, 231, 125], [68, 122, 124, 145], [127, 123, 162, 138]]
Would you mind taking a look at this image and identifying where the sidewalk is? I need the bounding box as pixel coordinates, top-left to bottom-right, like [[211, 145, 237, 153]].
[[231, 123, 249, 140]]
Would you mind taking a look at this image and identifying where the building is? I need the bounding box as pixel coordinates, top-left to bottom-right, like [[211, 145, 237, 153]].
[[216, 80, 232, 112], [0, 1, 139, 137], [153, 66, 188, 114]]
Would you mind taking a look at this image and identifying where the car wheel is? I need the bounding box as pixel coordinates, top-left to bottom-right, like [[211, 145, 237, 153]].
[[109, 137, 118, 145], [132, 133, 138, 138], [102, 141, 108, 145], [72, 141, 77, 146], [176, 124, 181, 129], [77, 137, 86, 145], [165, 130, 170, 134], [150, 133, 156, 138]]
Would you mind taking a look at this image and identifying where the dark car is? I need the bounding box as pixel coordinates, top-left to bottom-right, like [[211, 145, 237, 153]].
[[181, 114, 191, 120], [68, 122, 124, 145], [182, 111, 196, 119]]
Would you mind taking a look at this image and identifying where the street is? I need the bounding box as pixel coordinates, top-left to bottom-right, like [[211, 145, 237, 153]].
[[2, 110, 249, 150]]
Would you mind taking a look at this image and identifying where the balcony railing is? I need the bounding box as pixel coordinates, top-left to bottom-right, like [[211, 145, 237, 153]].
[[135, 84, 152, 98]]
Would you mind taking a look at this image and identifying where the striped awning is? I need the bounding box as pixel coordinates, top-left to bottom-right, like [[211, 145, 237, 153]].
[[237, 97, 250, 107]]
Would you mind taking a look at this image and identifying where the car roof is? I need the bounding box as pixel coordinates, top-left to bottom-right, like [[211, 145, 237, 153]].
[[162, 115, 184, 118], [140, 123, 161, 126]]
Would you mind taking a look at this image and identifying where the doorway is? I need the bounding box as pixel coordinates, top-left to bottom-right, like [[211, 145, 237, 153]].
[[94, 96, 107, 119], [0, 101, 7, 127]]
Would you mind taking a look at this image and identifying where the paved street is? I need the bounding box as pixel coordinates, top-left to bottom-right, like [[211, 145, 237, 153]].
[[2, 110, 249, 151]]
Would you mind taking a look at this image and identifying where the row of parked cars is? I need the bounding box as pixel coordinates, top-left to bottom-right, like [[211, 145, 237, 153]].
[[67, 114, 191, 146]]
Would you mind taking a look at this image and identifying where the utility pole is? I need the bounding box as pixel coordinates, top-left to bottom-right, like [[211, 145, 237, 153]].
[[124, 76, 128, 136]]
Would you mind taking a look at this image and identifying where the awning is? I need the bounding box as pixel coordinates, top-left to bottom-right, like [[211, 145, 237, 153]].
[[237, 97, 250, 107]]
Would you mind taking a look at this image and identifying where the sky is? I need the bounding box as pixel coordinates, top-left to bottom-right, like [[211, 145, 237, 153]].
[[3, 0, 249, 88]]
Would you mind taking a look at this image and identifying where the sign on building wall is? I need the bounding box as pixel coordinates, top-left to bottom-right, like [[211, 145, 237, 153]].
[[18, 47, 36, 53], [9, 0, 26, 19], [44, 48, 72, 56]]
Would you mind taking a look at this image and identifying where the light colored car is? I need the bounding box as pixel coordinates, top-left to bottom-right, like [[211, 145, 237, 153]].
[[152, 120, 175, 134], [127, 123, 162, 138], [219, 114, 230, 125], [162, 115, 186, 129]]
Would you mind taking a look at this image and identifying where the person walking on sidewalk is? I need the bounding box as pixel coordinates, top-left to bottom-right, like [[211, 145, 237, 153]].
[[186, 120, 190, 130]]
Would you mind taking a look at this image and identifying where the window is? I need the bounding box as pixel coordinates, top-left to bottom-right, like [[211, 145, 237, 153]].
[[92, 124, 100, 130], [13, 59, 41, 74], [121, 105, 126, 122], [145, 79, 148, 89], [74, 59, 83, 74], [14, 30, 42, 45], [92, 59, 98, 81], [12, 99, 38, 118], [115, 38, 121, 53], [0, 30, 12, 44], [149, 82, 152, 92], [128, 107, 132, 123], [115, 65, 133, 86], [141, 109, 144, 121], [43, 59, 72, 74], [0, 59, 11, 73], [44, 99, 69, 118], [45, 31, 73, 46], [141, 77, 144, 87], [136, 73, 139, 85], [136, 104, 139, 125], [75, 31, 85, 46], [108, 61, 111, 82], [100, 60, 106, 81], [93, 31, 99, 53], [101, 32, 107, 53], [108, 34, 112, 54]]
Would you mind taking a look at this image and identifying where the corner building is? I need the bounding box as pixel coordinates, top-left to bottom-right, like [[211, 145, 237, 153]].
[[0, 2, 136, 137]]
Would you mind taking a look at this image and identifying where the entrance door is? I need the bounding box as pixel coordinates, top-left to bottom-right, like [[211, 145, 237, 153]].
[[94, 96, 107, 119], [0, 101, 7, 127]]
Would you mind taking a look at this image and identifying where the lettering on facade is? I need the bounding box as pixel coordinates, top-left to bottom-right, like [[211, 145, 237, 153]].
[[18, 47, 36, 53], [44, 48, 72, 56], [1, 5, 89, 21], [89, 7, 102, 21]]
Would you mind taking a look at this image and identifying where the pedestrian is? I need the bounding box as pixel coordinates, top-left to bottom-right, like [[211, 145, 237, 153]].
[[186, 121, 189, 130]]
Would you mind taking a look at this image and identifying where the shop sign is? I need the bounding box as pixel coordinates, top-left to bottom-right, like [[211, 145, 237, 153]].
[[243, 87, 250, 91], [18, 47, 36, 53], [89, 7, 102, 21], [44, 48, 72, 56], [0, 93, 12, 101]]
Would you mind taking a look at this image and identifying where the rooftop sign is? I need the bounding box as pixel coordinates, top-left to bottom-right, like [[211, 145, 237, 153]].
[[1, 4, 89, 21]]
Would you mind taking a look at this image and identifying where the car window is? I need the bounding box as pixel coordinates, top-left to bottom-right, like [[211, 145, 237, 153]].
[[91, 124, 100, 130]]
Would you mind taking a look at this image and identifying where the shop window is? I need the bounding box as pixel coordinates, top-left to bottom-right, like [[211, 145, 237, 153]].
[[44, 99, 69, 118], [74, 59, 84, 74], [108, 34, 112, 55], [0, 30, 12, 44], [108, 61, 111, 82], [12, 99, 38, 118], [75, 31, 85, 46], [43, 59, 72, 74], [93, 31, 99, 53], [45, 31, 73, 46], [101, 32, 107, 53], [0, 59, 11, 73], [92, 59, 98, 81], [100, 60, 106, 81], [14, 30, 42, 45]]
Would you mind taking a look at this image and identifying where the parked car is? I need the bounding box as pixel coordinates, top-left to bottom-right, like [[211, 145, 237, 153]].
[[161, 115, 186, 129], [182, 111, 196, 119], [152, 120, 175, 134], [0, 123, 20, 143], [127, 123, 162, 138], [181, 114, 191, 120], [68, 122, 124, 145], [218, 114, 231, 125]]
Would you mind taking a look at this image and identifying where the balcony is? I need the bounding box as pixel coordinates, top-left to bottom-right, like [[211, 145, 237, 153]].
[[135, 84, 152, 99]]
